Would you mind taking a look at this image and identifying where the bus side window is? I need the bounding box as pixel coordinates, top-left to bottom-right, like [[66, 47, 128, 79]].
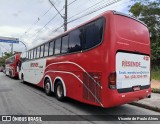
[[36, 46, 40, 58], [61, 35, 69, 54], [40, 45, 44, 58], [28, 51, 30, 60], [30, 50, 33, 59], [69, 28, 82, 53], [44, 43, 49, 57], [83, 18, 104, 50], [26, 52, 28, 60], [32, 49, 35, 59], [33, 48, 37, 59], [49, 41, 54, 56], [30, 50, 32, 59], [54, 38, 61, 55]]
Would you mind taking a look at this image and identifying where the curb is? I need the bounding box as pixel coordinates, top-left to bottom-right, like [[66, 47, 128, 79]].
[[129, 102, 160, 113], [152, 88, 160, 94]]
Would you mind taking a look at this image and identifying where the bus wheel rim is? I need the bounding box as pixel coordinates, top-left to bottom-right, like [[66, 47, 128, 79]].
[[57, 85, 62, 97], [45, 82, 50, 93]]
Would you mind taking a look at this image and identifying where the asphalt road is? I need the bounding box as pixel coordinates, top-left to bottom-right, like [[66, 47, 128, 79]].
[[0, 72, 159, 124]]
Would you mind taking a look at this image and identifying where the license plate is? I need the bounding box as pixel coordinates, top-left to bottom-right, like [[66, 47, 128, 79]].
[[133, 86, 140, 91]]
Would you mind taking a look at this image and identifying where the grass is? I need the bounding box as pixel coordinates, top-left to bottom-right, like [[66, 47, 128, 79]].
[[152, 88, 160, 94], [151, 69, 160, 93], [151, 70, 160, 81]]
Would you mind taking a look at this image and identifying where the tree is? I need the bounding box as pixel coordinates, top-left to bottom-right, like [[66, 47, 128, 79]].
[[0, 52, 13, 67], [129, 0, 160, 62]]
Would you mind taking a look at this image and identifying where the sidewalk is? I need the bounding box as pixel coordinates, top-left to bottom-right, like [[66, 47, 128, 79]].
[[130, 80, 160, 112], [130, 93, 160, 112]]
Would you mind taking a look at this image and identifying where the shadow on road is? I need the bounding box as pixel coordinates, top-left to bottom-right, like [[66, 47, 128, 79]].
[[22, 81, 133, 115]]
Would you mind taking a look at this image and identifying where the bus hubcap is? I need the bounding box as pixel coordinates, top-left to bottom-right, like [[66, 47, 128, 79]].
[[45, 83, 50, 93]]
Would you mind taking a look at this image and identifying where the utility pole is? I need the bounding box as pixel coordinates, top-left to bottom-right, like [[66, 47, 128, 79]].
[[64, 0, 67, 31], [10, 43, 13, 54], [49, 0, 67, 31]]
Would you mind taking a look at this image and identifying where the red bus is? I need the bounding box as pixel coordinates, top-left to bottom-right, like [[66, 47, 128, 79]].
[[19, 10, 151, 108], [5, 53, 21, 78]]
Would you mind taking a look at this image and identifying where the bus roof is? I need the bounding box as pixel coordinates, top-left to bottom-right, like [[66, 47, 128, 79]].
[[112, 11, 147, 27], [26, 10, 147, 51]]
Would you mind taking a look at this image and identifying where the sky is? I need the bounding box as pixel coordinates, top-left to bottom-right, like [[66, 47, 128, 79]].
[[0, 0, 132, 56]]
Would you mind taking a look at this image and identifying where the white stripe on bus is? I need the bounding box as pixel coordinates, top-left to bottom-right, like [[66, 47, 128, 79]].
[[45, 61, 102, 89], [45, 70, 103, 107]]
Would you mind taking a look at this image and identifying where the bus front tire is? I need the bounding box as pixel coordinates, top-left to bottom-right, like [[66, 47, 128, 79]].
[[44, 79, 52, 96], [21, 74, 25, 83], [55, 81, 65, 101]]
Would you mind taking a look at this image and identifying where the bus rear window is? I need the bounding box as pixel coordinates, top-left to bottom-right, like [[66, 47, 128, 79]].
[[115, 15, 149, 45]]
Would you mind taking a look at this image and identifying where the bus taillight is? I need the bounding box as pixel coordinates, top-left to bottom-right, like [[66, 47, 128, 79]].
[[108, 72, 116, 89]]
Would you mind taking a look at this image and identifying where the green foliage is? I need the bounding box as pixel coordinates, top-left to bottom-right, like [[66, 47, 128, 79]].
[[0, 52, 13, 66], [129, 0, 160, 62], [152, 88, 160, 93], [130, 2, 143, 17], [151, 70, 160, 81]]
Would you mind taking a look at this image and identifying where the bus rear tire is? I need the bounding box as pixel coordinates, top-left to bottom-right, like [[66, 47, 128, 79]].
[[44, 79, 52, 96], [55, 81, 65, 101]]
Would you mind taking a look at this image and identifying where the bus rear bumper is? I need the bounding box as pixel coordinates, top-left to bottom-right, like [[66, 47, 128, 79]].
[[103, 88, 151, 108]]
